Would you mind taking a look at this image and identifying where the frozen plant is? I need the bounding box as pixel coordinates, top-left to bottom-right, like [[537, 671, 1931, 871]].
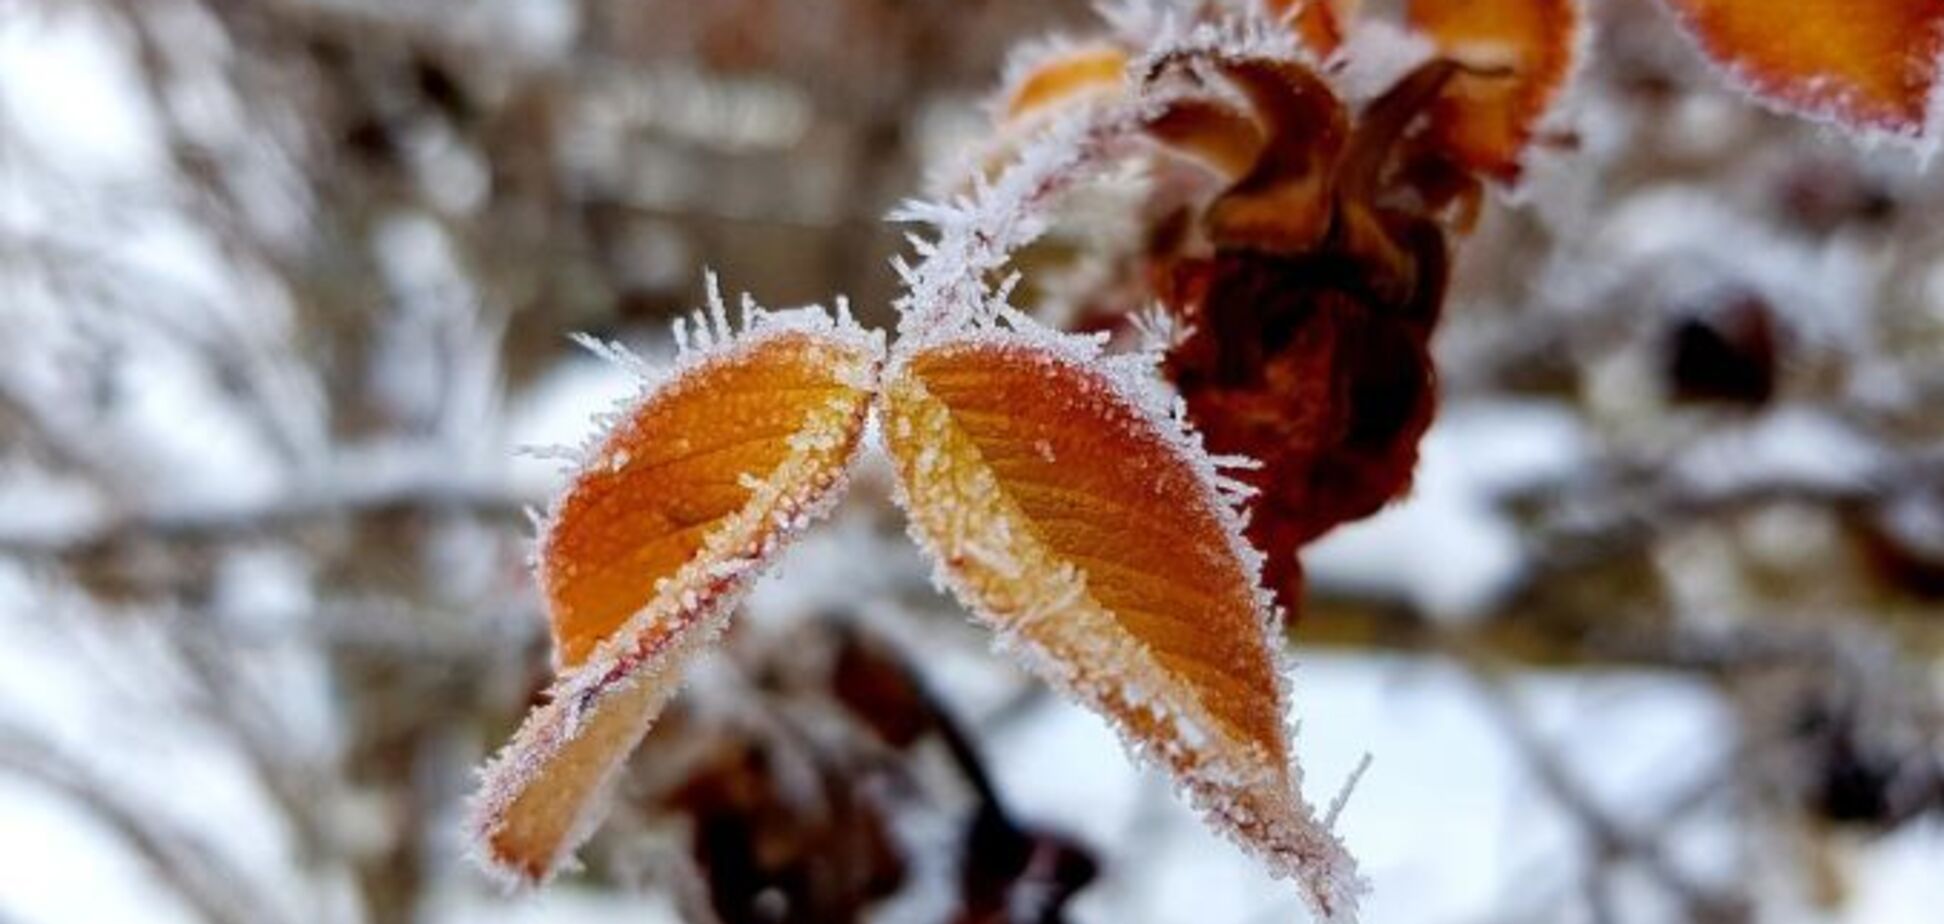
[[470, 1, 1944, 922]]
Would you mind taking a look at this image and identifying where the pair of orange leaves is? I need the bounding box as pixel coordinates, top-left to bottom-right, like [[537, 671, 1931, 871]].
[[470, 308, 1359, 918], [471, 1, 1944, 920]]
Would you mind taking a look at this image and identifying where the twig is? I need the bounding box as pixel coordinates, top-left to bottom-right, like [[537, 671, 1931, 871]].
[[0, 471, 530, 559], [1451, 656, 1750, 924]]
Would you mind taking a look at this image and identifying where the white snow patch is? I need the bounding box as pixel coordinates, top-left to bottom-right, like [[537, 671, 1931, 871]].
[[426, 884, 681, 924], [0, 10, 165, 180], [982, 652, 1745, 924], [1671, 406, 1886, 499], [0, 778, 203, 924], [1305, 399, 1592, 621]]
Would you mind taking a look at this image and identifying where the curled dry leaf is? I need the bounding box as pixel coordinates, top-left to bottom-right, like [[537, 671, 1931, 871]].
[[1144, 50, 1455, 616], [1659, 0, 1944, 141], [470, 318, 880, 885], [1143, 94, 1269, 181], [1163, 245, 1444, 625], [1201, 57, 1350, 252], [1407, 0, 1580, 181], [878, 332, 1361, 919]]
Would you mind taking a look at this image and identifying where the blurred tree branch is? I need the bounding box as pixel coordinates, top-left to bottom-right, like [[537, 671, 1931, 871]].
[[0, 727, 292, 924]]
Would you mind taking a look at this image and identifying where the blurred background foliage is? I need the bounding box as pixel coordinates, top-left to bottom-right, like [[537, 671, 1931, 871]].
[[1, 1, 1942, 922]]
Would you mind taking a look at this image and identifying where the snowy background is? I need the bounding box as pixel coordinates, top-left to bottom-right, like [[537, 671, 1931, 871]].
[[3, 1, 1943, 922]]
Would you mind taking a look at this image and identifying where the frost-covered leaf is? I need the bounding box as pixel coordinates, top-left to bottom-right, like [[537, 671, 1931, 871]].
[[471, 316, 880, 884], [942, 41, 1133, 196], [1659, 0, 1944, 142], [878, 331, 1363, 920], [1407, 0, 1580, 181], [1001, 43, 1129, 122], [541, 319, 880, 669]]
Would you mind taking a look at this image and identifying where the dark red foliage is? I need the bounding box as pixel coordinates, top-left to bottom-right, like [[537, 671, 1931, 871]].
[[1151, 59, 1469, 615], [670, 739, 907, 924], [1163, 226, 1446, 612], [957, 805, 1098, 924], [652, 624, 1099, 923], [829, 628, 1098, 923], [1787, 695, 1944, 829]]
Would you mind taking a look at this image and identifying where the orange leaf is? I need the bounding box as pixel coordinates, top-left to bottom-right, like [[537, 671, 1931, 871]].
[[1408, 0, 1580, 181], [1660, 0, 1944, 139], [1002, 45, 1129, 123], [879, 332, 1362, 919], [1266, 0, 1360, 58], [471, 318, 880, 884]]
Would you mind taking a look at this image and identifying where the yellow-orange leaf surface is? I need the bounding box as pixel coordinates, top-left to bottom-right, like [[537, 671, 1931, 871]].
[[1408, 0, 1579, 181], [1660, 0, 1944, 138], [879, 333, 1361, 919], [1003, 45, 1129, 122], [1266, 0, 1359, 58], [471, 322, 879, 884]]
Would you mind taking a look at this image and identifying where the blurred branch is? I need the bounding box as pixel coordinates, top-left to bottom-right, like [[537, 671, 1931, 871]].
[[0, 464, 530, 560], [1301, 446, 1944, 667], [1455, 659, 1749, 923], [0, 727, 293, 924]]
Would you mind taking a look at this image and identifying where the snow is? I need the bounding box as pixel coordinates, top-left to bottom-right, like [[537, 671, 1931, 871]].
[[1561, 188, 1878, 357], [0, 464, 104, 546], [1330, 21, 1434, 106], [0, 777, 202, 924], [0, 565, 330, 924], [0, 8, 164, 180], [1305, 399, 1593, 621], [985, 653, 1751, 924], [4, 1, 1943, 922], [1672, 405, 1886, 499], [1843, 824, 1944, 924], [5, 549, 1943, 924], [423, 885, 681, 924], [505, 353, 644, 499]]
